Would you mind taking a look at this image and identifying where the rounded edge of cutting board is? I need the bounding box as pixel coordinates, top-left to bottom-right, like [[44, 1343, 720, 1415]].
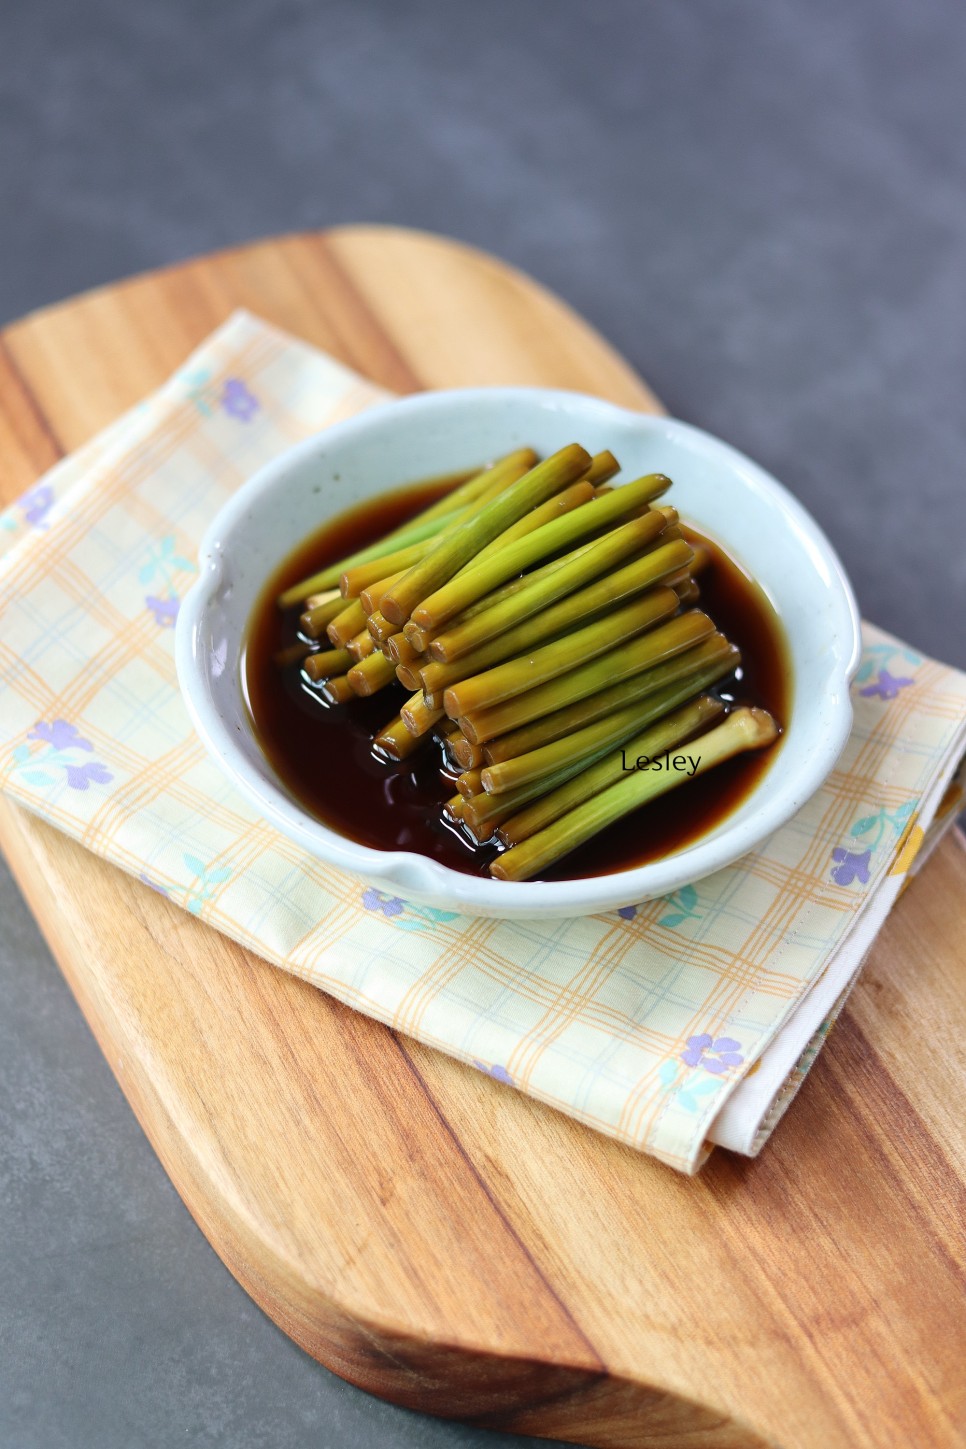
[[2, 226, 965, 1449]]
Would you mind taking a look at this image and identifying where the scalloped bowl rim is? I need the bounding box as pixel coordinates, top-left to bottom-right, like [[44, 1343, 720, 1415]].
[[175, 387, 862, 919]]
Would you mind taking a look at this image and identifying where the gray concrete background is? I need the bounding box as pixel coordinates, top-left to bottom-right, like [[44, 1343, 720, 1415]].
[[1, 2, 964, 1446]]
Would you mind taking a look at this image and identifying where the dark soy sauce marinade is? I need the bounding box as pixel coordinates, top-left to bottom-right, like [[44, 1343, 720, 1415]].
[[243, 476, 790, 882]]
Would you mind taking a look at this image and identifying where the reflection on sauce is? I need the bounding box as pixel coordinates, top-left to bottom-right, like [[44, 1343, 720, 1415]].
[[243, 477, 791, 881]]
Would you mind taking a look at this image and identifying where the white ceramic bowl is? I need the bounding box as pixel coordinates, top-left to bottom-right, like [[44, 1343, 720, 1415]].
[[176, 388, 861, 919]]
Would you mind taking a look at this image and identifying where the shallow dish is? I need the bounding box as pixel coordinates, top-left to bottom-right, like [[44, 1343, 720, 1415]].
[[176, 388, 861, 919]]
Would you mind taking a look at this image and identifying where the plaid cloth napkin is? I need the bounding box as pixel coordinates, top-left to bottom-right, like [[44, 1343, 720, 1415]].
[[2, 312, 964, 1174]]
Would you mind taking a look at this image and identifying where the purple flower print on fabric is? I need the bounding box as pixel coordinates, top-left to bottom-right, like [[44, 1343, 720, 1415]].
[[138, 872, 170, 898], [853, 642, 920, 699], [140, 535, 195, 628], [221, 378, 260, 422], [362, 888, 405, 918], [832, 801, 915, 886], [660, 1033, 745, 1112], [859, 669, 914, 701], [145, 594, 180, 627], [20, 483, 56, 528], [680, 1034, 745, 1074], [358, 887, 459, 931], [620, 883, 703, 927], [473, 1061, 514, 1085], [29, 720, 92, 752], [830, 847, 872, 886], [16, 720, 113, 792], [64, 761, 114, 791]]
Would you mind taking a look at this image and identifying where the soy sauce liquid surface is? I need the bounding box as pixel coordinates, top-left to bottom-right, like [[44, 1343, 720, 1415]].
[[243, 478, 791, 881]]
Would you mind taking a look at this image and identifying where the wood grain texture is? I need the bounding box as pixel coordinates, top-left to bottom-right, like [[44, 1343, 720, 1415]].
[[1, 226, 964, 1449]]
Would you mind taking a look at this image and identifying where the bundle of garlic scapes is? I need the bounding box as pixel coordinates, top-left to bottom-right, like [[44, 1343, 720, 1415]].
[[276, 447, 778, 881]]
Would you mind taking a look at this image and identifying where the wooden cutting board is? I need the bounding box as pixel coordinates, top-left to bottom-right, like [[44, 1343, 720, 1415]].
[[1, 227, 964, 1449]]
